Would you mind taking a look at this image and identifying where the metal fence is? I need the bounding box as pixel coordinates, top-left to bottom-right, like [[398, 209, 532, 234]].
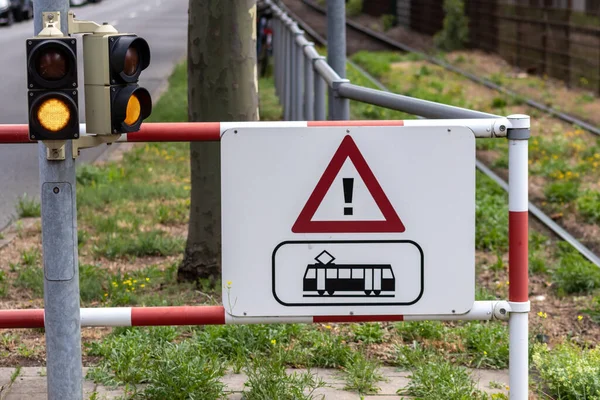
[[396, 0, 600, 94]]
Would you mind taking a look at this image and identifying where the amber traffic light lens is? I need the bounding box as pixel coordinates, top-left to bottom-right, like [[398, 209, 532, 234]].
[[37, 98, 71, 132], [36, 49, 67, 80], [124, 94, 141, 126], [124, 46, 139, 76]]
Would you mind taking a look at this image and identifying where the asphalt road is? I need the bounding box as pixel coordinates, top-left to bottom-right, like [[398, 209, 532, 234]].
[[0, 0, 188, 230]]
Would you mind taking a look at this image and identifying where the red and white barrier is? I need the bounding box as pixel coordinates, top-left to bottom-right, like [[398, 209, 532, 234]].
[[0, 118, 513, 144], [0, 301, 509, 329]]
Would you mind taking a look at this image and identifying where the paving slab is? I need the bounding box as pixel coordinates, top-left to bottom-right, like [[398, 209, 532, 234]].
[[0, 366, 510, 399]]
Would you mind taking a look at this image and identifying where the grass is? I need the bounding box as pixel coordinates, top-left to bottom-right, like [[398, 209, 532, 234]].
[[15, 194, 40, 218]]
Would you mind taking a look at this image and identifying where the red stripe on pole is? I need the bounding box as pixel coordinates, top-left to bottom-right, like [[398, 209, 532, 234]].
[[313, 315, 404, 323], [509, 211, 529, 302], [131, 306, 226, 326], [308, 120, 404, 127], [0, 309, 44, 328], [0, 125, 32, 144], [127, 122, 222, 142]]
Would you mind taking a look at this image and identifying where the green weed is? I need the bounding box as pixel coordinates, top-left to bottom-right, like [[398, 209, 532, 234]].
[[393, 342, 442, 370], [544, 181, 580, 204], [259, 76, 283, 121], [79, 264, 108, 303], [93, 230, 184, 259], [577, 190, 600, 224], [0, 271, 8, 297], [394, 320, 445, 342], [351, 323, 385, 344], [346, 0, 362, 17], [532, 343, 600, 399], [10, 366, 21, 383], [459, 321, 509, 369], [141, 341, 226, 400], [16, 194, 40, 218], [20, 248, 40, 267], [342, 352, 383, 394], [399, 360, 488, 399], [553, 242, 600, 295], [381, 14, 396, 31], [14, 265, 44, 296], [242, 355, 326, 400]]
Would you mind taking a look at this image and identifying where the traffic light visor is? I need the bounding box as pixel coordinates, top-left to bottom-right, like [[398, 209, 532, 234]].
[[110, 36, 150, 83], [27, 39, 77, 89]]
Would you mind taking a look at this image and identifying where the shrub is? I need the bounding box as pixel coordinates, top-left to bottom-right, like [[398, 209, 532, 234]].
[[434, 0, 469, 51], [553, 242, 600, 295], [532, 343, 600, 399], [346, 0, 362, 17], [381, 14, 396, 32], [577, 189, 600, 223]]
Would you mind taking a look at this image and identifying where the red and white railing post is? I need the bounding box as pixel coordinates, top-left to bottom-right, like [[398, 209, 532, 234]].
[[507, 114, 531, 400]]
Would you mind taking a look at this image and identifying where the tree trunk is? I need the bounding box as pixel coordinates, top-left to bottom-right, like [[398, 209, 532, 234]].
[[179, 0, 259, 283]]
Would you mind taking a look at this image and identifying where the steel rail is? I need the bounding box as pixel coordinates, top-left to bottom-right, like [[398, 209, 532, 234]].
[[278, 0, 600, 268], [298, 0, 600, 137]]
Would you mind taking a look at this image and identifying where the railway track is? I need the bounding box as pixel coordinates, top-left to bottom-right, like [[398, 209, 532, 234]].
[[296, 0, 600, 138], [274, 0, 600, 268]]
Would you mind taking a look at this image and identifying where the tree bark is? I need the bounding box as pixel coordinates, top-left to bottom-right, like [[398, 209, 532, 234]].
[[179, 0, 259, 283]]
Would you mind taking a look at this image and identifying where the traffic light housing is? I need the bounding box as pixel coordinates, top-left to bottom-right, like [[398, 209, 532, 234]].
[[26, 37, 79, 141], [84, 30, 152, 135]]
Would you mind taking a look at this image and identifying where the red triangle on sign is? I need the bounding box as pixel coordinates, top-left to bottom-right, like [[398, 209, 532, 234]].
[[292, 135, 406, 233]]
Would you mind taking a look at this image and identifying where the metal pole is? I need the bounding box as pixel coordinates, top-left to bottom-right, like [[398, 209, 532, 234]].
[[313, 57, 326, 120], [284, 20, 292, 121], [326, 0, 348, 120], [34, 0, 83, 398], [273, 13, 280, 100], [294, 34, 304, 120], [507, 114, 530, 400], [303, 44, 314, 121]]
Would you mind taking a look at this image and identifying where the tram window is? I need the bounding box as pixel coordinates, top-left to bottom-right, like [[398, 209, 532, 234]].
[[339, 269, 350, 279], [383, 269, 393, 279], [327, 269, 337, 279], [305, 269, 316, 279], [352, 269, 364, 279]]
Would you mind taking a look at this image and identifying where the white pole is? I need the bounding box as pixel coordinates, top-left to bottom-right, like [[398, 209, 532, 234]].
[[507, 114, 531, 400]]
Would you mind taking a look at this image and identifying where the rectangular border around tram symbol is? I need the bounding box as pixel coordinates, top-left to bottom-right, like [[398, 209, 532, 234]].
[[272, 240, 424, 307]]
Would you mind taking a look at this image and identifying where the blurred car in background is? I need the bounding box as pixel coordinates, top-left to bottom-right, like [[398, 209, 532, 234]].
[[0, 0, 33, 26]]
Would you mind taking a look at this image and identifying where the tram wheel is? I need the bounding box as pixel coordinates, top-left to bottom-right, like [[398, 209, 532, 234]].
[[327, 290, 335, 295], [364, 290, 371, 296], [374, 290, 381, 296], [318, 290, 325, 296]]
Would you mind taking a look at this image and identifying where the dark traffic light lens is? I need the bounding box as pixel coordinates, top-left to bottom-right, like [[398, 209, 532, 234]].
[[124, 46, 139, 76], [37, 49, 67, 80]]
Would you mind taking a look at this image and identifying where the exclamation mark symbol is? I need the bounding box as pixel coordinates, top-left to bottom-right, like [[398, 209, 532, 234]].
[[343, 178, 354, 216]]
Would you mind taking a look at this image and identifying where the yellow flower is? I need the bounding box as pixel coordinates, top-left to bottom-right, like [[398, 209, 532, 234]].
[[133, 280, 138, 283], [104, 293, 108, 297], [270, 339, 276, 345], [578, 315, 583, 321], [145, 277, 150, 282], [227, 280, 232, 286], [537, 311, 547, 319], [483, 351, 487, 355], [325, 325, 332, 330], [140, 284, 145, 288]]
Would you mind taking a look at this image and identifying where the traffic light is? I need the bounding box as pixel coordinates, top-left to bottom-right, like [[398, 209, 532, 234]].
[[26, 37, 79, 141], [84, 31, 152, 135]]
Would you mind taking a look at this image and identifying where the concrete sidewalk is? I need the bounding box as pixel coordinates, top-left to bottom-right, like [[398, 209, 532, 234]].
[[0, 366, 510, 399]]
